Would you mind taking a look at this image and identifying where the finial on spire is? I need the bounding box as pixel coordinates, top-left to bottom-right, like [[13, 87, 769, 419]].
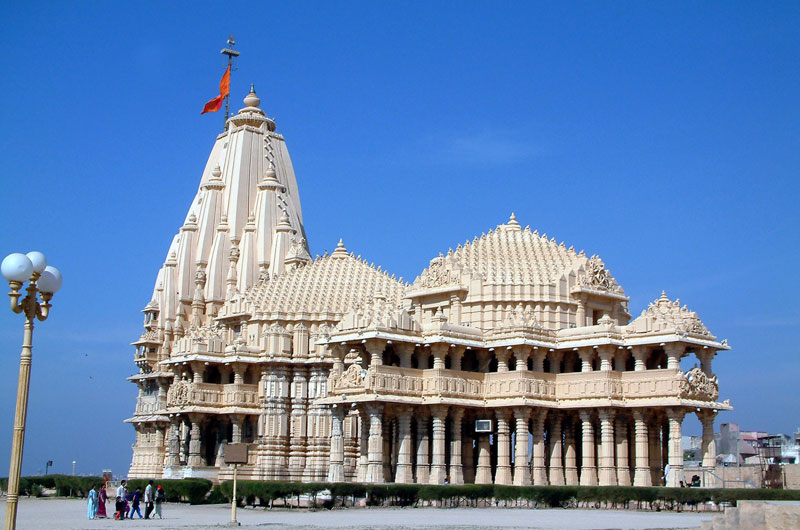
[[331, 238, 348, 259], [244, 84, 260, 108], [504, 211, 521, 231]]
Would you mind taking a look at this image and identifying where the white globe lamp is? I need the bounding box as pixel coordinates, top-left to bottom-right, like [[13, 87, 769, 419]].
[[1, 253, 34, 283], [37, 266, 63, 294]]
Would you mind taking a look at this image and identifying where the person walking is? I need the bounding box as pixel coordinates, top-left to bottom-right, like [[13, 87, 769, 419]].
[[154, 484, 166, 519], [144, 480, 154, 519], [86, 485, 98, 519], [129, 487, 144, 519], [96, 484, 108, 518], [116, 480, 127, 519]]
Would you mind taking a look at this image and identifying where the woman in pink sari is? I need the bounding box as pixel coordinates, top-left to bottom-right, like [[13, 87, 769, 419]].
[[96, 483, 109, 518]]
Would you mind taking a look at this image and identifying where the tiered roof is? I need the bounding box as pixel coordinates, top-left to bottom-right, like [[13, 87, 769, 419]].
[[247, 240, 407, 317], [414, 214, 592, 287]]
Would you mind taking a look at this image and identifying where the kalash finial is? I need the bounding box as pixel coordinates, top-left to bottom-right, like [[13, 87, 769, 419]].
[[505, 212, 521, 231], [244, 84, 260, 108]]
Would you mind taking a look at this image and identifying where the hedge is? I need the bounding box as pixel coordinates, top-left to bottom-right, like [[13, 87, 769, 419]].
[[0, 475, 103, 498], [125, 478, 212, 505], [212, 481, 800, 510], [6, 476, 800, 509]]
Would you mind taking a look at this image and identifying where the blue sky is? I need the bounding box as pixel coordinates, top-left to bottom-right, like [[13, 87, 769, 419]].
[[0, 2, 798, 478]]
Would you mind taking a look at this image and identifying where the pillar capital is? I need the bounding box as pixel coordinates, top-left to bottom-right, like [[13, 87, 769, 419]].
[[664, 342, 685, 370], [513, 406, 531, 421], [630, 345, 648, 371], [364, 338, 385, 367], [429, 404, 449, 419], [597, 345, 615, 371], [577, 347, 594, 372], [495, 348, 512, 372], [579, 409, 594, 422]]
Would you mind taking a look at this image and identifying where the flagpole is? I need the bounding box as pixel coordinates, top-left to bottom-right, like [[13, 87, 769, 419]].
[[221, 35, 240, 132]]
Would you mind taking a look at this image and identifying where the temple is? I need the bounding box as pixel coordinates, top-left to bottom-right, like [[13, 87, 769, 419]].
[[126, 87, 731, 488]]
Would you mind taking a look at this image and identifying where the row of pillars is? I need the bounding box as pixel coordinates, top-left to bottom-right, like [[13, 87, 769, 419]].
[[335, 341, 715, 375], [329, 405, 717, 487]]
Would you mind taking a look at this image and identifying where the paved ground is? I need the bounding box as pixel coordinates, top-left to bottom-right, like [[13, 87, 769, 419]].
[[1, 498, 711, 529]]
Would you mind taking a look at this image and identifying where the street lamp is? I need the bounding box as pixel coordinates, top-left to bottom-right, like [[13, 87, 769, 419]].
[[1, 251, 62, 530]]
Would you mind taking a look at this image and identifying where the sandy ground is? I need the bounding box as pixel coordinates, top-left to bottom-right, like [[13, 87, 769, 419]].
[[0, 497, 712, 530]]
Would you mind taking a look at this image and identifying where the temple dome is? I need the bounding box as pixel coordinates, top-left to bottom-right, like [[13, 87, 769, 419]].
[[411, 214, 626, 314], [246, 241, 406, 317]]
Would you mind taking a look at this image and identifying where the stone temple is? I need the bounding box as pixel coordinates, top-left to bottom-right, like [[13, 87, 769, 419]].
[[126, 87, 731, 488]]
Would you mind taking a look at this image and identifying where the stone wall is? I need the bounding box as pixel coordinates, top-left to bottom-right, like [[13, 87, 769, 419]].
[[684, 464, 800, 489]]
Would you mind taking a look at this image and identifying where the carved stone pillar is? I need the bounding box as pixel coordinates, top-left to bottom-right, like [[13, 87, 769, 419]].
[[614, 349, 630, 372], [429, 405, 449, 484], [665, 343, 684, 371], [578, 348, 594, 373], [615, 414, 631, 486], [648, 415, 662, 486], [431, 343, 448, 370], [450, 346, 465, 371], [231, 414, 244, 444], [328, 406, 345, 482], [187, 414, 204, 467], [699, 349, 715, 375], [495, 348, 511, 372], [531, 348, 545, 372], [597, 346, 614, 372], [365, 339, 384, 367], [396, 343, 415, 369], [417, 347, 431, 370], [415, 410, 430, 484], [475, 433, 492, 484], [513, 407, 531, 486], [576, 295, 587, 327], [395, 407, 414, 483], [331, 344, 346, 376], [549, 350, 564, 374], [700, 409, 717, 469], [366, 403, 385, 483], [477, 350, 491, 372], [631, 346, 648, 372], [166, 417, 181, 467], [667, 409, 685, 487], [449, 407, 464, 484], [512, 345, 531, 371], [233, 365, 244, 385], [579, 410, 597, 486], [598, 409, 617, 486], [357, 408, 369, 482], [531, 409, 548, 485], [462, 423, 475, 484], [549, 411, 565, 485], [564, 416, 579, 485], [495, 409, 512, 485]]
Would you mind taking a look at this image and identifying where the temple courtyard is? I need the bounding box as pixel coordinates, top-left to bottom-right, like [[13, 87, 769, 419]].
[[1, 498, 711, 529]]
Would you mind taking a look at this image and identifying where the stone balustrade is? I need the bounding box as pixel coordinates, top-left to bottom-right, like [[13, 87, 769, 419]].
[[167, 381, 260, 410], [331, 365, 714, 407]]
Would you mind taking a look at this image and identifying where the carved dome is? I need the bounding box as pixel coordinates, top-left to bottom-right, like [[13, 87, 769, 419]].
[[246, 240, 406, 317], [413, 214, 624, 295]]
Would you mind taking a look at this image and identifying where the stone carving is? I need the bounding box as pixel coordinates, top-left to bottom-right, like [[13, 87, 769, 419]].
[[332, 364, 365, 390], [501, 305, 540, 328], [679, 367, 719, 401], [629, 292, 712, 337], [578, 255, 620, 292], [167, 380, 191, 407], [415, 257, 455, 288]]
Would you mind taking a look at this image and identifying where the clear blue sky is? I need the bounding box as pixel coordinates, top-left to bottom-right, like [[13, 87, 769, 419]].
[[1, 2, 798, 478]]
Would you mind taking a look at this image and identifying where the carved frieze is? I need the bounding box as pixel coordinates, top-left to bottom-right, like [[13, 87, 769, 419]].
[[166, 380, 191, 407], [679, 367, 719, 401]]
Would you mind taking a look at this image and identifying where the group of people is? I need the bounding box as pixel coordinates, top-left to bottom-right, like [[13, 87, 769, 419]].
[[87, 480, 166, 520]]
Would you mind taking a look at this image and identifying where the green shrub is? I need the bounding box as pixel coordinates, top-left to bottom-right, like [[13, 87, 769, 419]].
[[125, 478, 212, 504]]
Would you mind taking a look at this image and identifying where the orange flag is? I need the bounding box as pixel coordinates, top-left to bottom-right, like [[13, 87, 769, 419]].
[[201, 65, 231, 114]]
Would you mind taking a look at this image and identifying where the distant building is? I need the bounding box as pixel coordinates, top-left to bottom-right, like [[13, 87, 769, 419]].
[[715, 422, 799, 465]]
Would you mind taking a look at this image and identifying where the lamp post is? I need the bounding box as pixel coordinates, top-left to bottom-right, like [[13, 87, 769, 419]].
[[1, 251, 62, 530]]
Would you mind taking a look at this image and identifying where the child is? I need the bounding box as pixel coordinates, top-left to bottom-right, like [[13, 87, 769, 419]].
[[114, 496, 124, 520]]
